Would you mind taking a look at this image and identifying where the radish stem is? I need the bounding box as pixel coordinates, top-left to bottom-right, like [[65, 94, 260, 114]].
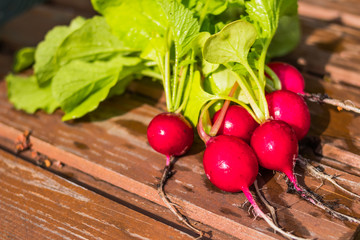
[[197, 100, 217, 144], [174, 64, 189, 110], [172, 46, 180, 104], [209, 82, 238, 136], [264, 65, 282, 90]]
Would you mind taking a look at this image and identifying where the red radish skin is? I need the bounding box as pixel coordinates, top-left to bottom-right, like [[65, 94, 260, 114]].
[[250, 120, 301, 191], [266, 90, 311, 140], [212, 105, 259, 143], [147, 112, 194, 164], [203, 135, 259, 192], [267, 62, 305, 94]]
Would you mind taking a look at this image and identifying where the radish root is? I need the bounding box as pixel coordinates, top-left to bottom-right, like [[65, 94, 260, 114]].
[[301, 93, 360, 114], [297, 155, 360, 200], [287, 178, 360, 224], [242, 188, 310, 240], [254, 179, 279, 227], [158, 156, 204, 239]]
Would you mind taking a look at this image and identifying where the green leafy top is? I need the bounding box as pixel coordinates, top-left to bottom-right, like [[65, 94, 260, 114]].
[[203, 20, 256, 65], [34, 16, 86, 86], [158, 0, 200, 58], [6, 0, 300, 125], [91, 0, 167, 50]]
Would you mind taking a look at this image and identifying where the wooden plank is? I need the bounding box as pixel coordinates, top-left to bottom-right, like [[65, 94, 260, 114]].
[[280, 16, 360, 88], [303, 74, 360, 162], [0, 79, 358, 239], [0, 149, 194, 240], [10, 147, 240, 240], [0, 118, 279, 240], [0, 54, 13, 79], [0, 4, 91, 50], [0, 1, 359, 239], [49, 0, 95, 14], [298, 0, 360, 29]]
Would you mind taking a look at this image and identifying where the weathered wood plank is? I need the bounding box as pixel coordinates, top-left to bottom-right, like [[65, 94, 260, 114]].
[[0, 78, 358, 239], [0, 118, 279, 240], [0, 4, 91, 50], [302, 74, 360, 169], [0, 54, 13, 79], [298, 0, 360, 28], [281, 16, 360, 88], [49, 0, 95, 14], [0, 149, 194, 240], [0, 1, 359, 239], [9, 147, 240, 240]]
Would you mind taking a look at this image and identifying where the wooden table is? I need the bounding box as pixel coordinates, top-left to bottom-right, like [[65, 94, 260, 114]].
[[0, 1, 359, 239]]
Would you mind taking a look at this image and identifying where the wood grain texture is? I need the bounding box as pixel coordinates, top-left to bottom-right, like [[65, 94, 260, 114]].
[[279, 17, 360, 88], [0, 149, 194, 240], [298, 0, 360, 28], [50, 0, 96, 14], [0, 4, 92, 50], [0, 78, 359, 239]]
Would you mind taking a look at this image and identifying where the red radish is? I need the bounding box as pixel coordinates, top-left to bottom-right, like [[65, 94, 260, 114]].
[[147, 112, 193, 164], [147, 112, 205, 237], [212, 105, 259, 143], [268, 62, 360, 114], [266, 90, 311, 140], [198, 105, 307, 239], [267, 62, 305, 94], [203, 135, 259, 192], [250, 120, 301, 191], [250, 119, 360, 224]]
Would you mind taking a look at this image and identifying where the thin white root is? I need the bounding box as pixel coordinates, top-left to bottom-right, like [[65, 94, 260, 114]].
[[314, 180, 324, 192], [241, 199, 250, 208], [297, 155, 360, 200], [296, 184, 360, 224], [256, 208, 310, 240], [243, 188, 309, 240], [158, 157, 204, 239], [254, 180, 279, 227], [302, 93, 360, 114]]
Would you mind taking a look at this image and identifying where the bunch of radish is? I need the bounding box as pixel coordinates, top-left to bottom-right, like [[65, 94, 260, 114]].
[[5, 0, 360, 238], [143, 1, 360, 239], [195, 60, 360, 239]]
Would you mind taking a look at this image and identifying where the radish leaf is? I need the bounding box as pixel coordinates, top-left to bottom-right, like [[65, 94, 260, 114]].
[[56, 16, 131, 65], [13, 47, 35, 73], [52, 56, 142, 121], [34, 16, 86, 86], [158, 0, 200, 58], [203, 20, 257, 65], [184, 71, 213, 125], [6, 74, 59, 113], [91, 0, 167, 50]]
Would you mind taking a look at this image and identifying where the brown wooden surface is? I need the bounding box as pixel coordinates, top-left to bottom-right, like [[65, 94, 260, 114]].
[[0, 149, 194, 240], [298, 0, 360, 28], [0, 1, 359, 240]]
